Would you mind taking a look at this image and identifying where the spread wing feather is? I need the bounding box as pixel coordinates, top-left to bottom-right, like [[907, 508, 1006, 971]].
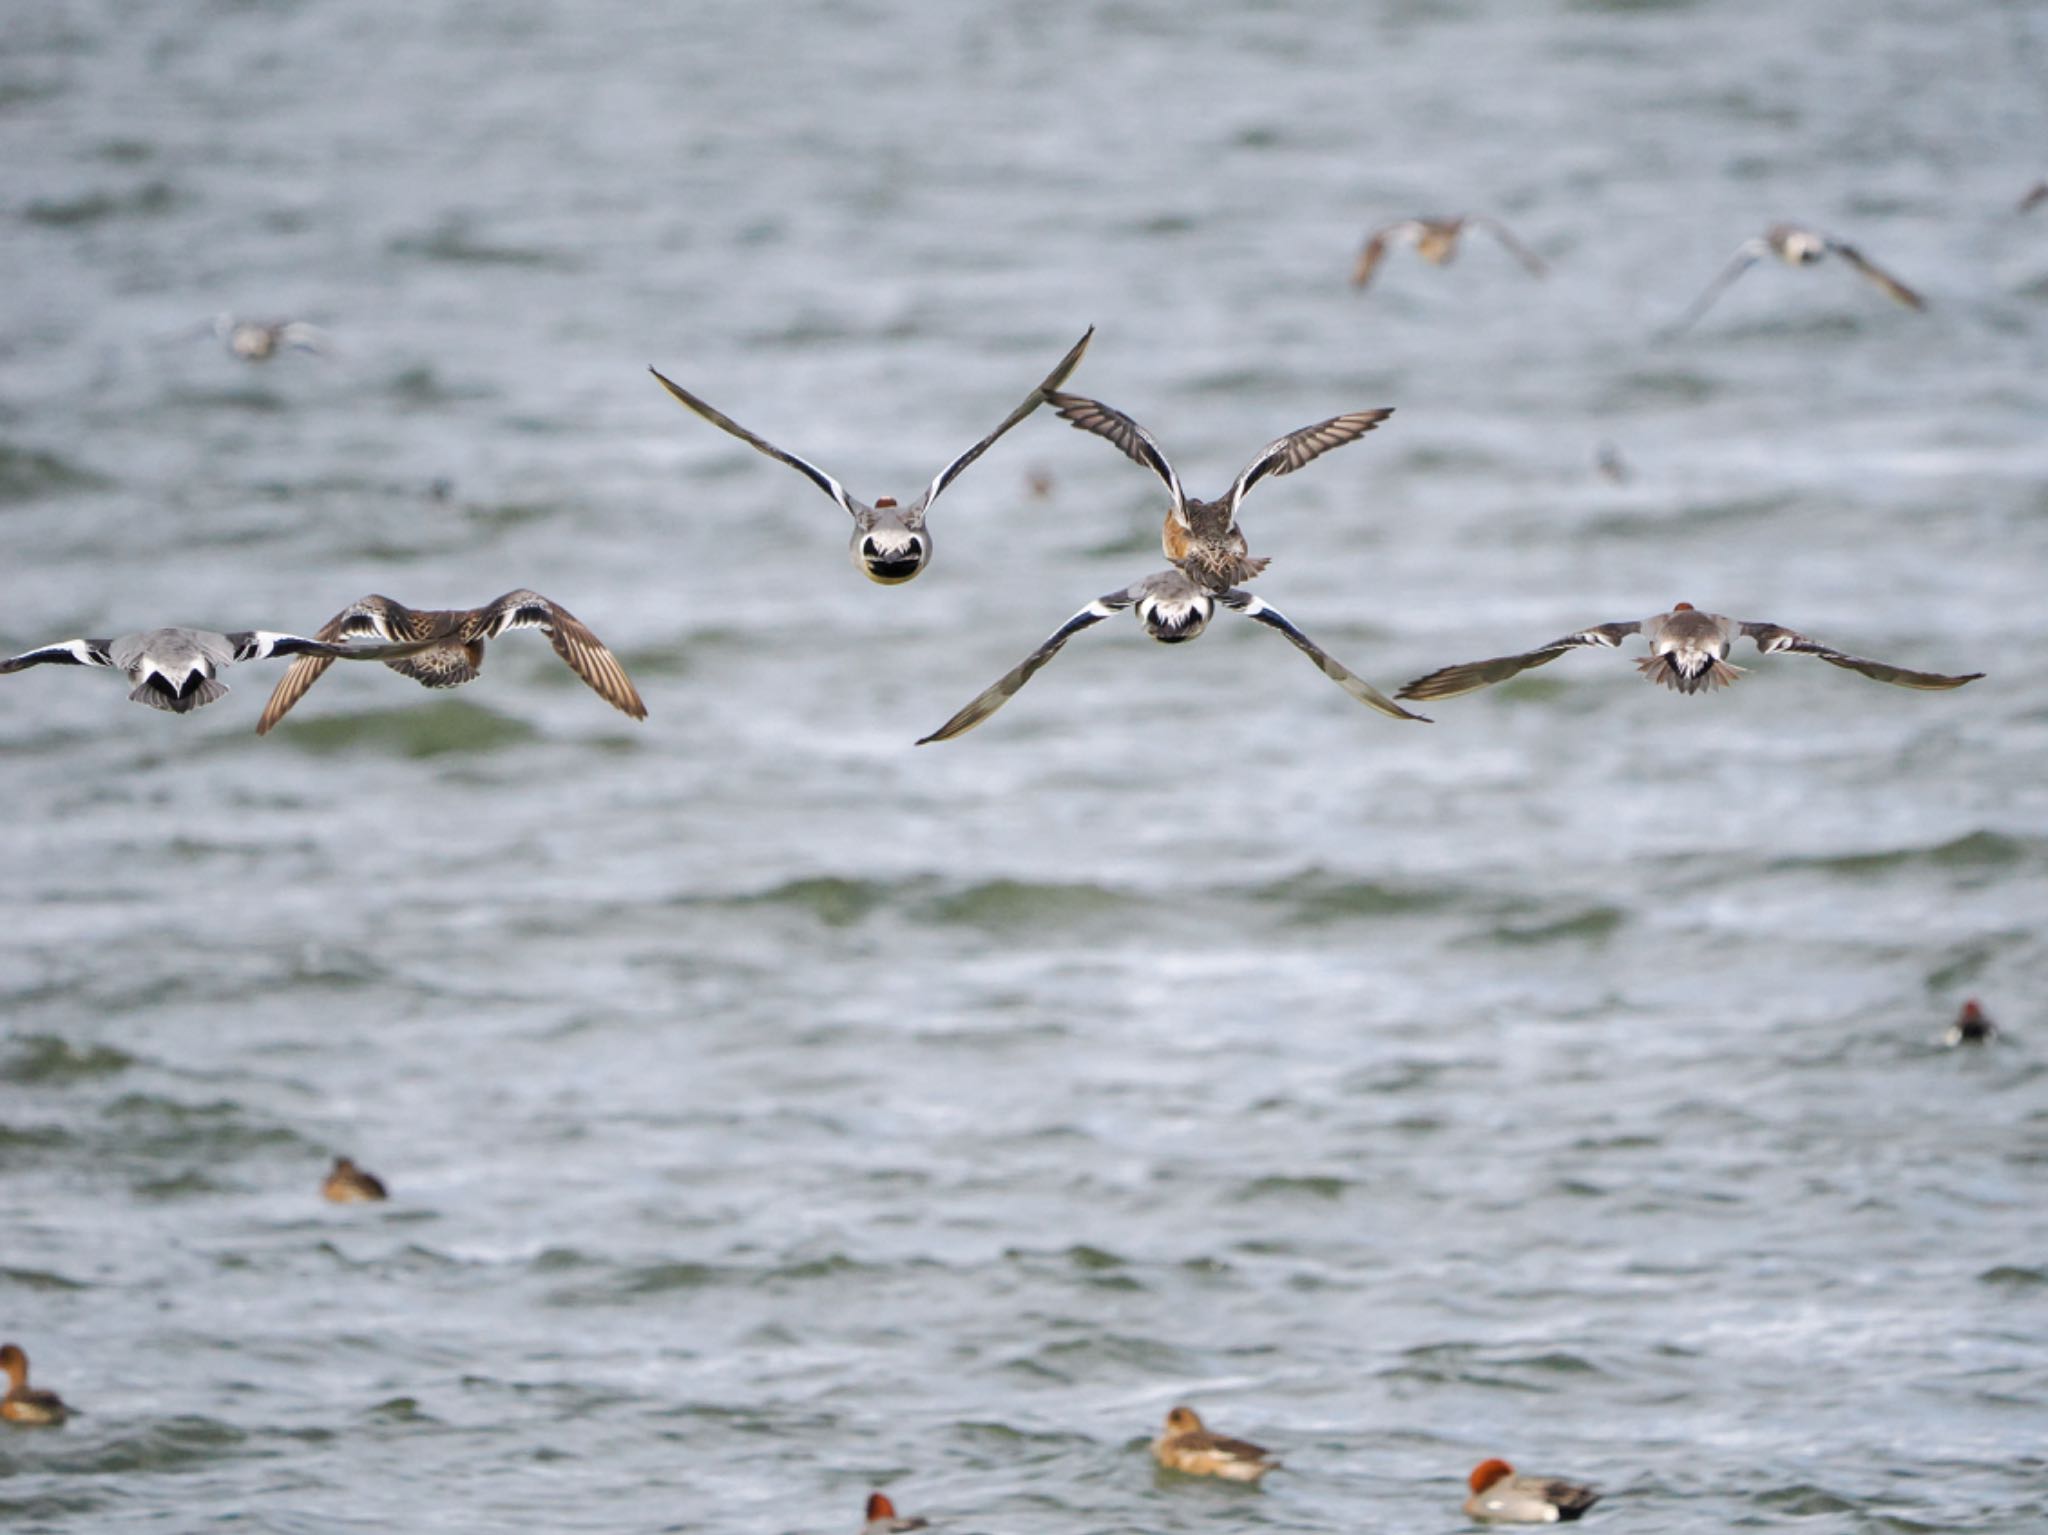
[[648, 367, 863, 521], [916, 590, 1137, 744], [1043, 392, 1188, 527], [1397, 621, 1642, 701], [1739, 621, 1980, 689], [917, 326, 1095, 514], [1219, 590, 1429, 722], [474, 590, 648, 719]]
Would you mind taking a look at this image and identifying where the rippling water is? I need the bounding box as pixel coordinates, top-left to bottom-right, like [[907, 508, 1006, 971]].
[[3, 1, 2045, 1530]]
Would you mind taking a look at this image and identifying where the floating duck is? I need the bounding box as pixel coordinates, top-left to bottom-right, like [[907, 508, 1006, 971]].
[[1150, 1404, 1281, 1482], [1464, 1459, 1600, 1523], [322, 1157, 389, 1203], [860, 1491, 928, 1532], [0, 1344, 72, 1426], [1945, 999, 1998, 1047]]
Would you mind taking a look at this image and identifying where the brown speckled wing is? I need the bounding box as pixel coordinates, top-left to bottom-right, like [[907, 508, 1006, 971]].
[[1350, 228, 1393, 289], [254, 603, 359, 735], [1043, 392, 1188, 526], [1739, 622, 1980, 689], [1226, 408, 1394, 511], [473, 591, 648, 719]]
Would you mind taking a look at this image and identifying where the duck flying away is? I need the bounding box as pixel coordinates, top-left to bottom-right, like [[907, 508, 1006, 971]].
[[917, 567, 1427, 743], [255, 590, 646, 733], [1043, 392, 1393, 591], [0, 627, 433, 715], [1398, 604, 1983, 702], [649, 327, 1094, 584]]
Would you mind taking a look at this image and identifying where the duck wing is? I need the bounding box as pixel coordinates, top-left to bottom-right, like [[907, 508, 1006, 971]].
[[916, 586, 1140, 744], [1398, 620, 1642, 701]]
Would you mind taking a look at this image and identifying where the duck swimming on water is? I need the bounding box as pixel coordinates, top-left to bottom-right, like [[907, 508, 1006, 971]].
[[860, 1491, 927, 1532], [1151, 1404, 1281, 1482], [322, 1157, 389, 1203], [1463, 1459, 1600, 1523], [0, 1344, 72, 1426]]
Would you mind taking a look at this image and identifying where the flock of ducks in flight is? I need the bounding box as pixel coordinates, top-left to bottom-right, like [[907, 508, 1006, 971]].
[[7, 210, 1987, 737], [5, 198, 2022, 1528]]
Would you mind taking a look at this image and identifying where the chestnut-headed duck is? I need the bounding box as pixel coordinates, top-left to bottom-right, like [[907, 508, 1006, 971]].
[[915, 566, 1428, 743], [322, 1157, 389, 1203], [255, 590, 645, 733], [0, 1344, 72, 1426], [1041, 391, 1392, 591], [861, 1491, 928, 1532], [1463, 1458, 1600, 1523], [1946, 999, 1998, 1046], [1150, 1404, 1281, 1482], [1399, 603, 1982, 702], [648, 327, 1092, 586]]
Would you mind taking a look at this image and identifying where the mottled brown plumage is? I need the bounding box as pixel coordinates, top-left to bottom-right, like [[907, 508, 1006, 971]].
[[256, 590, 646, 733], [322, 1157, 388, 1204], [1043, 392, 1392, 591], [1151, 1404, 1281, 1482], [1, 1344, 72, 1426]]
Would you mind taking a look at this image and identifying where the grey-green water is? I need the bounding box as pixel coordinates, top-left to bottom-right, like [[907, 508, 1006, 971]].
[[2, 1, 2045, 1530]]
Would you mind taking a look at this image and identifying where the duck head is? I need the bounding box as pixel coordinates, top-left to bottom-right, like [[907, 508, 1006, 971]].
[[849, 502, 931, 584]]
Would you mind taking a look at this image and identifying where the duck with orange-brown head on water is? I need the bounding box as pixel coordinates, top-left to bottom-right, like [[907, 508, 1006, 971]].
[[859, 1491, 927, 1532], [1, 1344, 73, 1426], [1463, 1458, 1600, 1523]]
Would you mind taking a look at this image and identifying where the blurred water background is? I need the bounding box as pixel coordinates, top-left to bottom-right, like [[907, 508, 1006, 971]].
[[2, 0, 2046, 1530]]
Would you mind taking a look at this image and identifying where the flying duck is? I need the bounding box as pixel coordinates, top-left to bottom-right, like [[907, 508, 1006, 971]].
[[648, 327, 1094, 584], [0, 627, 432, 714], [1398, 604, 1982, 702], [1043, 392, 1393, 591], [916, 567, 1427, 743], [255, 590, 645, 733], [1663, 223, 1925, 334], [1350, 215, 1547, 291]]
